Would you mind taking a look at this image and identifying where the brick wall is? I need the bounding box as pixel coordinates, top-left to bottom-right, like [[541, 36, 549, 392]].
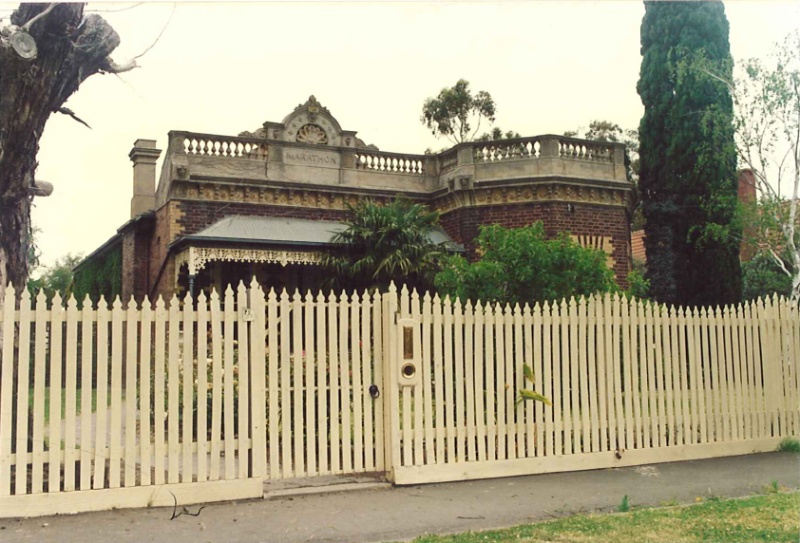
[[174, 200, 348, 237], [121, 231, 135, 302], [147, 203, 180, 300], [439, 202, 631, 288]]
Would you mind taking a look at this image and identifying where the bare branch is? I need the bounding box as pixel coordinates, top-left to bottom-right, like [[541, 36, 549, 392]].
[[100, 58, 138, 74], [56, 107, 91, 129], [20, 3, 56, 32], [130, 2, 176, 62]]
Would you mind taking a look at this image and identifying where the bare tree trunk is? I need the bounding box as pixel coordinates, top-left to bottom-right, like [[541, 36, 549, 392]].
[[0, 3, 124, 305]]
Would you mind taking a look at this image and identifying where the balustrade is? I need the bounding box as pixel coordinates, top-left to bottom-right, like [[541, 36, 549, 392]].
[[472, 137, 541, 162], [355, 150, 425, 175], [178, 132, 268, 160], [557, 137, 613, 162]]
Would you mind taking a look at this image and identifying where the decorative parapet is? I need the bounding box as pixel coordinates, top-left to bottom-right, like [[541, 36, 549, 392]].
[[469, 135, 617, 164], [355, 149, 426, 175], [160, 129, 630, 208], [170, 131, 268, 160]]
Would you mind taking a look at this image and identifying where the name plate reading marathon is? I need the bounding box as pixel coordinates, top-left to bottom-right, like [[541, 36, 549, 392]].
[[284, 150, 339, 167]]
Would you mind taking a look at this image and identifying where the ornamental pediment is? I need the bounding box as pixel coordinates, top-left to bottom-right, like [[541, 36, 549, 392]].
[[238, 95, 379, 149]]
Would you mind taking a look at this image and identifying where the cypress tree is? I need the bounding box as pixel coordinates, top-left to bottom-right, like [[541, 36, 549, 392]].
[[637, 1, 742, 307]]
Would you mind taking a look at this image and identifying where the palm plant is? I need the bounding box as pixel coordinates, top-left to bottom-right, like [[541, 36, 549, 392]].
[[324, 198, 448, 292]]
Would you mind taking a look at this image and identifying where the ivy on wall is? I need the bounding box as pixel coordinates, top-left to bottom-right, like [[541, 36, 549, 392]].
[[73, 245, 122, 304]]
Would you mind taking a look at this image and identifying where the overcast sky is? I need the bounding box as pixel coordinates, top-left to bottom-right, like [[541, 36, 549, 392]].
[[2, 1, 797, 272]]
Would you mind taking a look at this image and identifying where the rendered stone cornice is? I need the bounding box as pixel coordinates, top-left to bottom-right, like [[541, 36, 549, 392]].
[[170, 178, 631, 213]]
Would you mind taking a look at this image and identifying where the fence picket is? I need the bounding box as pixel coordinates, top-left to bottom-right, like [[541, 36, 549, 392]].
[[494, 304, 507, 460], [181, 293, 195, 484], [578, 297, 591, 454], [352, 292, 364, 472], [268, 289, 280, 478], [432, 294, 447, 464], [668, 306, 682, 446], [581, 297, 601, 452], [314, 291, 327, 475], [361, 293, 374, 470], [167, 295, 181, 484], [559, 300, 572, 455], [249, 282, 267, 480], [281, 291, 293, 476], [568, 298, 581, 455], [503, 305, 516, 459], [327, 291, 340, 473], [78, 300, 95, 490], [525, 304, 539, 457], [48, 295, 65, 492], [209, 291, 223, 481], [153, 296, 167, 485], [305, 291, 318, 476], [422, 293, 437, 464], [483, 303, 495, 461], [463, 301, 476, 462], [339, 292, 352, 472], [474, 302, 486, 462], [444, 298, 456, 462], [292, 291, 305, 476], [237, 284, 251, 480], [653, 304, 666, 449], [0, 286, 15, 496], [513, 304, 525, 459], [454, 299, 466, 463], [152, 297, 167, 484], [31, 291, 47, 494], [371, 290, 384, 472], [140, 297, 153, 485], [222, 287, 236, 479], [126, 298, 139, 487], [195, 293, 208, 482]]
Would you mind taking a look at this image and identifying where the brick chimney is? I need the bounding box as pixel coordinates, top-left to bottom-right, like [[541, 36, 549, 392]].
[[129, 139, 162, 218]]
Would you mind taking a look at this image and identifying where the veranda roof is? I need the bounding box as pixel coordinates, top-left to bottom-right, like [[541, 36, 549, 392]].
[[171, 215, 462, 276]]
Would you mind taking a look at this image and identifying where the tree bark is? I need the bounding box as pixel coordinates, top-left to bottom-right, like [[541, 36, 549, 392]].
[[0, 3, 123, 305]]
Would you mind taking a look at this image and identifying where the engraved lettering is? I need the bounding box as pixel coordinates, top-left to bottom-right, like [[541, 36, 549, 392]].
[[285, 151, 338, 165]]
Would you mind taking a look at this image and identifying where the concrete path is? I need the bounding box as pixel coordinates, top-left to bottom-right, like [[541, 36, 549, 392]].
[[1, 452, 798, 543]]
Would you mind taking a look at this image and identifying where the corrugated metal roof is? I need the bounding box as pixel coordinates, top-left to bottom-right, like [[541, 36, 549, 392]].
[[194, 216, 345, 244], [184, 215, 462, 250]]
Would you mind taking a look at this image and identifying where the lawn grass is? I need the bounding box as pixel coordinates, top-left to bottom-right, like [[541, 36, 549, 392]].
[[406, 492, 800, 543], [27, 388, 99, 423]]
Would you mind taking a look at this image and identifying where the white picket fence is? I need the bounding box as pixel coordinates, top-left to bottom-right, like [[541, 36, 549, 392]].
[[383, 287, 799, 484], [0, 280, 798, 517]]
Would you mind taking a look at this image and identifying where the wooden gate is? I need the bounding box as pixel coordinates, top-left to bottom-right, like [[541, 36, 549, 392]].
[[384, 286, 799, 485]]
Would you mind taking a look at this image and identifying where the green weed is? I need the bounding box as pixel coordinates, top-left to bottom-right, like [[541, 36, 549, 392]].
[[776, 437, 800, 453]]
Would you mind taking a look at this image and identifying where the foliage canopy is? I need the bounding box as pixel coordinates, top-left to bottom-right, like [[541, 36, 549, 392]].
[[323, 199, 449, 292], [637, 1, 742, 306], [420, 79, 496, 144], [434, 223, 616, 306]]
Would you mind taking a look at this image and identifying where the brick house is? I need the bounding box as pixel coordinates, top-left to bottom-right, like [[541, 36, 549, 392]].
[[76, 96, 635, 302]]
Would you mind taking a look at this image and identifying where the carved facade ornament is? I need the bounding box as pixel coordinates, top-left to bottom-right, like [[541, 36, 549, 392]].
[[294, 95, 331, 117], [296, 124, 328, 145], [571, 234, 616, 269]]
